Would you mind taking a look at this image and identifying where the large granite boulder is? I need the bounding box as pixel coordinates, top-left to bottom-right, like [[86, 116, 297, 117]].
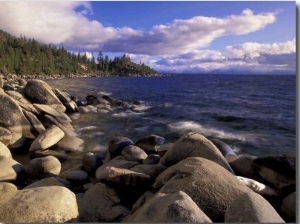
[[122, 145, 148, 162], [23, 176, 70, 189], [124, 191, 212, 223], [78, 183, 130, 222], [29, 125, 65, 152], [0, 90, 35, 142], [0, 127, 12, 146], [81, 152, 103, 174], [229, 154, 259, 180], [56, 135, 84, 152], [224, 191, 284, 223], [26, 156, 61, 179], [23, 110, 46, 134], [160, 132, 234, 173], [211, 138, 238, 162], [0, 156, 24, 182], [0, 141, 12, 158], [33, 103, 71, 124], [23, 79, 66, 113], [0, 186, 78, 222], [153, 157, 250, 222], [5, 90, 38, 113], [53, 88, 77, 112]]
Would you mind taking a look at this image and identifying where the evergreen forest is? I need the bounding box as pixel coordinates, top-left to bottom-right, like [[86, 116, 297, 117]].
[[0, 29, 157, 77]]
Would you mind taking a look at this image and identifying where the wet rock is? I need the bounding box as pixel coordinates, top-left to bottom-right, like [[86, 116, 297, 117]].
[[160, 132, 234, 174], [124, 191, 212, 223], [32, 149, 68, 162], [153, 157, 250, 222], [26, 155, 61, 179], [54, 88, 77, 112], [224, 191, 284, 223], [0, 186, 78, 223], [29, 125, 65, 152], [135, 135, 165, 154], [122, 145, 148, 162], [86, 95, 100, 105], [130, 164, 157, 176], [0, 156, 24, 182], [23, 79, 66, 113], [108, 136, 134, 159], [211, 138, 238, 163]]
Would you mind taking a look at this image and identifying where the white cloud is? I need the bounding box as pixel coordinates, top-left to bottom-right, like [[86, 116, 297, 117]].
[[0, 2, 278, 56]]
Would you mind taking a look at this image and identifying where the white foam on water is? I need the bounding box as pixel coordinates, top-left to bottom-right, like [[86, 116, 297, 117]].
[[77, 126, 98, 132], [112, 110, 144, 117], [98, 91, 111, 96], [131, 105, 152, 112], [168, 121, 247, 141]]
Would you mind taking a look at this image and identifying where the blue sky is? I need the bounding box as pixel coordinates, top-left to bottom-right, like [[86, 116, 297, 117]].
[[0, 1, 296, 74]]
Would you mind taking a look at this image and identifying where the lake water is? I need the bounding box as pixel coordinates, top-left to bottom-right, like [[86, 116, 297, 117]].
[[47, 74, 296, 157]]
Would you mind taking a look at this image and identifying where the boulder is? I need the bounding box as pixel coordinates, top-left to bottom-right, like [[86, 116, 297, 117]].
[[0, 156, 24, 182], [229, 154, 258, 179], [0, 90, 35, 140], [5, 90, 38, 113], [160, 132, 234, 174], [82, 152, 103, 174], [122, 145, 148, 162], [69, 112, 81, 121], [26, 155, 61, 179], [33, 103, 71, 124], [97, 166, 151, 188], [102, 95, 121, 107], [29, 125, 65, 152], [23, 176, 70, 189], [0, 127, 12, 146], [56, 135, 84, 152], [130, 164, 158, 176], [108, 136, 134, 159], [0, 141, 12, 158], [86, 95, 100, 105], [135, 134, 165, 154], [78, 182, 130, 222], [23, 110, 46, 134], [153, 157, 250, 222], [252, 153, 296, 194], [0, 186, 78, 222], [224, 191, 284, 223], [32, 149, 68, 162], [54, 88, 77, 112], [279, 192, 296, 222], [95, 159, 139, 180], [23, 79, 66, 113], [143, 154, 161, 164], [62, 170, 89, 183], [211, 138, 238, 162], [0, 182, 18, 204], [43, 114, 76, 137], [124, 191, 212, 223]]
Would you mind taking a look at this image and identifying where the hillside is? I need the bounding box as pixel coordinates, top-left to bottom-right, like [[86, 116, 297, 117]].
[[0, 29, 158, 78]]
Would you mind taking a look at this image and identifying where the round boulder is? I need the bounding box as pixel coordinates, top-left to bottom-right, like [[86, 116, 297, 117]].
[[26, 155, 61, 179], [122, 145, 148, 162], [135, 135, 165, 154], [108, 136, 134, 159]]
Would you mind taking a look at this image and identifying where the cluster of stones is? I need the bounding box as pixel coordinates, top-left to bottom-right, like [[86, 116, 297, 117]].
[[0, 77, 296, 223]]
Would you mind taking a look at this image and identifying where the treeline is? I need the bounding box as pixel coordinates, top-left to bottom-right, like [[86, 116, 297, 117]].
[[0, 29, 157, 77]]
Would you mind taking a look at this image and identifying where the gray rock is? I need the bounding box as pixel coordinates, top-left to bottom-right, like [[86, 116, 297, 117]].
[[279, 192, 296, 222], [124, 191, 212, 223], [23, 176, 70, 189], [23, 110, 46, 134], [56, 135, 84, 152], [143, 154, 161, 164], [0, 156, 24, 182], [63, 170, 89, 183], [211, 138, 238, 162], [43, 114, 76, 137], [82, 152, 103, 174], [26, 155, 61, 179], [5, 90, 38, 114], [95, 159, 139, 180], [108, 136, 134, 159], [33, 103, 71, 123], [122, 145, 148, 162], [29, 125, 65, 152], [33, 149, 68, 162], [224, 191, 284, 223], [54, 88, 77, 112], [0, 127, 12, 146], [253, 153, 296, 194], [130, 164, 157, 176], [135, 134, 165, 154], [0, 90, 35, 141], [23, 79, 66, 113], [230, 154, 258, 179], [153, 157, 250, 222], [0, 186, 78, 222], [0, 141, 12, 158], [78, 182, 130, 222], [160, 132, 234, 174], [96, 166, 151, 188]]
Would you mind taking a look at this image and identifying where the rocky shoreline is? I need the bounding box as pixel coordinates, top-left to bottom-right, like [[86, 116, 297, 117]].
[[0, 77, 296, 223]]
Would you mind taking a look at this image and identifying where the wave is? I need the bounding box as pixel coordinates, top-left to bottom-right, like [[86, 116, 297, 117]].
[[112, 110, 143, 118], [76, 126, 98, 131], [98, 91, 111, 96]]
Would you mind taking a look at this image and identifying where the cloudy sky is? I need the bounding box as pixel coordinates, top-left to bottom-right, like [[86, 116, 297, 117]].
[[0, 1, 296, 74]]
